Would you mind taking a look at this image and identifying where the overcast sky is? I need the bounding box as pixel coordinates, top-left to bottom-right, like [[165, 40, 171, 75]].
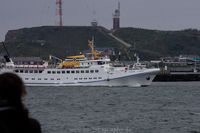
[[1, 0, 200, 41]]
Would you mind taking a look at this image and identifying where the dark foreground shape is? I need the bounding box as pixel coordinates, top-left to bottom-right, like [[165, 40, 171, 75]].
[[0, 72, 41, 133]]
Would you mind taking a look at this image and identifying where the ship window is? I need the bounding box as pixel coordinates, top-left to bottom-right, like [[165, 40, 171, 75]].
[[76, 70, 79, 73], [29, 70, 33, 73], [39, 70, 43, 73], [67, 71, 70, 73], [34, 70, 38, 73], [25, 78, 29, 80], [71, 71, 75, 74], [62, 71, 65, 74], [32, 78, 35, 80], [15, 70, 19, 73], [79, 78, 82, 80], [88, 63, 90, 65], [93, 77, 97, 79], [52, 71, 56, 74], [74, 78, 78, 80], [57, 78, 60, 80], [84, 78, 87, 80], [30, 61, 34, 65], [89, 77, 92, 79], [25, 70, 28, 73], [98, 77, 102, 79], [81, 70, 84, 73], [51, 78, 54, 80], [20, 70, 23, 73], [98, 61, 103, 65], [86, 70, 89, 73], [57, 71, 60, 74], [44, 78, 47, 80], [38, 78, 41, 80], [95, 70, 99, 73], [90, 70, 94, 73], [47, 71, 51, 74]]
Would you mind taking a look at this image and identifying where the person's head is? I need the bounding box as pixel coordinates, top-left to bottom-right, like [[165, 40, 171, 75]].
[[0, 72, 26, 104]]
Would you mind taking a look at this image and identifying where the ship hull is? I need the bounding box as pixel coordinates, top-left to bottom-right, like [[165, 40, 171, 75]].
[[0, 68, 159, 87], [63, 73, 157, 87]]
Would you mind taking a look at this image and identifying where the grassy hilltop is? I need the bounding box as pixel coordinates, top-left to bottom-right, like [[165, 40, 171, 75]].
[[3, 26, 122, 59], [114, 28, 200, 59], [2, 26, 200, 60]]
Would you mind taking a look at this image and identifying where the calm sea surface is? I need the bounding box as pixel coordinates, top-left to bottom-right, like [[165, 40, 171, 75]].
[[25, 82, 200, 133]]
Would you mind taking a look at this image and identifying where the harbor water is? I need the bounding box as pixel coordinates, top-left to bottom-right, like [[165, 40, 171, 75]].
[[25, 82, 200, 133]]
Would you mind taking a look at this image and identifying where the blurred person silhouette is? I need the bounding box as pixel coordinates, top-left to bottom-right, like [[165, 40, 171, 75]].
[[0, 72, 41, 133]]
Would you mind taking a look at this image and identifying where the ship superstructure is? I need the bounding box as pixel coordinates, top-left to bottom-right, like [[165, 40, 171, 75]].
[[0, 40, 159, 87]]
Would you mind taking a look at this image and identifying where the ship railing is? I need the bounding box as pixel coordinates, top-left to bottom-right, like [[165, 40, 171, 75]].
[[58, 66, 90, 69], [14, 65, 47, 68], [46, 65, 90, 69]]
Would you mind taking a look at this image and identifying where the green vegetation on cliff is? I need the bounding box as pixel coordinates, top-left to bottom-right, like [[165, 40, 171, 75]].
[[2, 26, 200, 60], [114, 28, 200, 59], [3, 26, 122, 59]]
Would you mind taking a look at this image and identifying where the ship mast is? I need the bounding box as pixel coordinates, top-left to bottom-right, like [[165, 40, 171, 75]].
[[88, 37, 100, 60]]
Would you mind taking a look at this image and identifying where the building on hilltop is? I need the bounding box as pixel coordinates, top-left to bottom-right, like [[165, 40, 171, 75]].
[[112, 2, 120, 31]]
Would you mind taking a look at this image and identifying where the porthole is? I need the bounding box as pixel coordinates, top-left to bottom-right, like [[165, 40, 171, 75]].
[[146, 76, 150, 80]]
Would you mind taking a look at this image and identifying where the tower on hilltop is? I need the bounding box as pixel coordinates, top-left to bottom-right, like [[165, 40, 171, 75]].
[[112, 2, 120, 31], [56, 0, 63, 26]]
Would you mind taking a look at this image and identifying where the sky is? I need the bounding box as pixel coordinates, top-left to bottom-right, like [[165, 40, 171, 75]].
[[0, 0, 200, 41]]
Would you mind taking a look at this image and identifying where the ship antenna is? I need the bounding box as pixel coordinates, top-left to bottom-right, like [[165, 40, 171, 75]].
[[1, 42, 13, 63], [92, 36, 95, 45], [1, 42, 10, 58]]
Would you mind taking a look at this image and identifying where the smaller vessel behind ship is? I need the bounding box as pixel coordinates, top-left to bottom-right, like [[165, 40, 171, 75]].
[[0, 40, 159, 87]]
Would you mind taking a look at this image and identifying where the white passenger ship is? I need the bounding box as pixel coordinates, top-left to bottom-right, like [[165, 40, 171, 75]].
[[0, 40, 159, 87]]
